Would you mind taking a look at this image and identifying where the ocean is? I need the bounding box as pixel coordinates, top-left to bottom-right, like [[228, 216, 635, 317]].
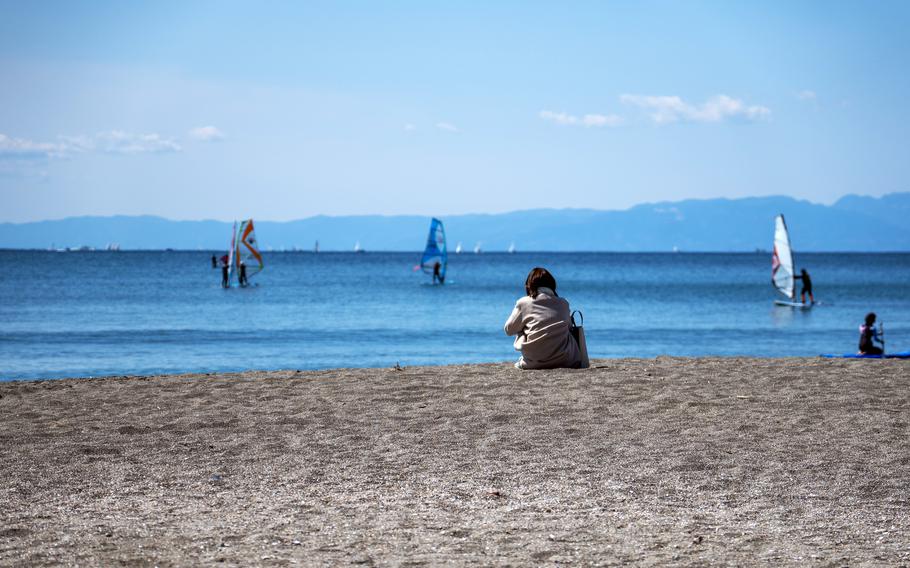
[[2, 250, 909, 381]]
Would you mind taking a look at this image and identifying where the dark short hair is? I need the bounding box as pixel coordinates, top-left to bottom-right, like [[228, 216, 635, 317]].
[[525, 267, 557, 298], [865, 312, 877, 325]]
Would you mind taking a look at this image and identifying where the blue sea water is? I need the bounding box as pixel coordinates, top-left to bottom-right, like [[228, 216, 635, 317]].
[[2, 250, 909, 381]]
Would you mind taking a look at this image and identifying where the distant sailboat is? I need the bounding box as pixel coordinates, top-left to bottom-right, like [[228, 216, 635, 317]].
[[474, 242, 482, 254], [354, 241, 364, 253], [507, 242, 516, 254], [771, 214, 809, 308], [227, 219, 264, 286], [455, 242, 463, 254], [314, 240, 319, 253], [420, 218, 448, 284]]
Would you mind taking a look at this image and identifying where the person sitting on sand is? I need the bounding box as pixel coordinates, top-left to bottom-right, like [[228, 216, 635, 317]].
[[504, 267, 582, 370], [859, 312, 884, 355], [794, 268, 814, 304]]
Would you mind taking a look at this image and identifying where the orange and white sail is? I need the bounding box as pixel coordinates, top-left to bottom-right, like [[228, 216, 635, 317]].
[[234, 219, 264, 279]]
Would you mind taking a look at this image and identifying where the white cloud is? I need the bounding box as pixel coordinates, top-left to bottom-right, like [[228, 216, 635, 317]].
[[582, 113, 623, 127], [0, 130, 181, 164], [0, 134, 67, 160], [435, 122, 459, 132], [95, 131, 181, 154], [620, 94, 770, 124], [797, 90, 817, 101], [188, 126, 225, 141], [539, 110, 623, 127], [539, 111, 578, 126]]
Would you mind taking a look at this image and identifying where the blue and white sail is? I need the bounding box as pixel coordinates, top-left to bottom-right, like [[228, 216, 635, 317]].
[[420, 218, 447, 281], [772, 214, 795, 299]]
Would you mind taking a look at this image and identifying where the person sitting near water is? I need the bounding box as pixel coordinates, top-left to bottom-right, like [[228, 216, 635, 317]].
[[504, 267, 582, 370], [859, 312, 884, 355], [794, 268, 815, 304]]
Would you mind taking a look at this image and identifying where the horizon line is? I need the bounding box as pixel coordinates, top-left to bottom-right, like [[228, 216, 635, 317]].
[[2, 191, 903, 225]]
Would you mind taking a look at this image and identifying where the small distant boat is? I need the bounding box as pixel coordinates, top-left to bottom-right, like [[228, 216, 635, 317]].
[[354, 241, 364, 253], [474, 242, 482, 254], [105, 243, 121, 251], [455, 242, 463, 254], [771, 214, 810, 309], [419, 218, 447, 284], [507, 242, 516, 254], [314, 240, 320, 254]]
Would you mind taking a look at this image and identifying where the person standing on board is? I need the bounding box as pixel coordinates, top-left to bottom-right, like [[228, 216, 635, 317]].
[[504, 267, 582, 370], [794, 268, 814, 304], [859, 312, 884, 355], [433, 261, 445, 285], [220, 260, 229, 288], [239, 261, 249, 287], [211, 254, 217, 268]]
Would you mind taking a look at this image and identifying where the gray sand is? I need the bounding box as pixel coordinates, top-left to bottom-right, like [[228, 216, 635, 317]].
[[1, 358, 909, 566]]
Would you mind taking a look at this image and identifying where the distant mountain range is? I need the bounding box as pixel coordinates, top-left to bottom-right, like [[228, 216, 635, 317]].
[[2, 193, 909, 252]]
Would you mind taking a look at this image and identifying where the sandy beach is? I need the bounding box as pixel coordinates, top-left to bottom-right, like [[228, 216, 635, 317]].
[[1, 358, 908, 566]]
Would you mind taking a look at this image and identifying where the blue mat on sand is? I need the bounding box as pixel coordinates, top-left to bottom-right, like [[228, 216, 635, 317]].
[[820, 352, 910, 359]]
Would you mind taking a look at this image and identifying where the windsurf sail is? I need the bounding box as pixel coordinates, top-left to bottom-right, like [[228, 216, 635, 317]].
[[234, 219, 264, 280], [772, 214, 795, 299], [420, 218, 447, 281], [227, 220, 238, 284]]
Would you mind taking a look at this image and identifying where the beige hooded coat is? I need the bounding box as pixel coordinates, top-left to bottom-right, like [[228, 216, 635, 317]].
[[504, 287, 581, 370]]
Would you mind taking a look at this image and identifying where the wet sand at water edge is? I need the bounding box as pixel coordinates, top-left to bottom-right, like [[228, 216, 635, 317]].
[[1, 358, 909, 566]]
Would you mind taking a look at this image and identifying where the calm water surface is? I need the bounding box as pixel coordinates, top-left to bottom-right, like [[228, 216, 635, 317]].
[[2, 251, 909, 380]]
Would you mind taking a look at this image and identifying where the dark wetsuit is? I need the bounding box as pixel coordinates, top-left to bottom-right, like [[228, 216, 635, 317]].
[[239, 264, 248, 287], [433, 262, 444, 285], [859, 324, 883, 355], [221, 265, 229, 288], [211, 255, 217, 268], [797, 272, 812, 295]]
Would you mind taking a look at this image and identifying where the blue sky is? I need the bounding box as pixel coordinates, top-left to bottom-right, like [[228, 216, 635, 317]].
[[1, 1, 908, 221]]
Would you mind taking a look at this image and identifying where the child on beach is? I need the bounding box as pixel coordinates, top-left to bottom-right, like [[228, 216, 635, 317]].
[[504, 267, 582, 370], [859, 312, 884, 355]]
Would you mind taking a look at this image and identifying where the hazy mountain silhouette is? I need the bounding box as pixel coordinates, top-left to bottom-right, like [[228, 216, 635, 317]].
[[2, 193, 908, 251]]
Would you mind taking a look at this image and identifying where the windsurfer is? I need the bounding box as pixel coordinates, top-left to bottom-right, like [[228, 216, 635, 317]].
[[211, 254, 217, 268], [220, 260, 229, 288], [859, 313, 884, 355], [504, 267, 582, 370], [239, 261, 249, 287], [433, 261, 444, 285], [794, 268, 814, 304]]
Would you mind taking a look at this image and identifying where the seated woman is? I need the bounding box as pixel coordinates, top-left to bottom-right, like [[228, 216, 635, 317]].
[[859, 312, 884, 355], [504, 267, 582, 370]]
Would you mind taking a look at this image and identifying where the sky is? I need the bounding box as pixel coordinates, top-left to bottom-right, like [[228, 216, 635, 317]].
[[1, 0, 909, 222]]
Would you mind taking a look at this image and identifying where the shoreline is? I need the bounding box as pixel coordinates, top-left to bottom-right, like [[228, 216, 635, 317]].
[[2, 358, 908, 565], [3, 354, 898, 383]]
